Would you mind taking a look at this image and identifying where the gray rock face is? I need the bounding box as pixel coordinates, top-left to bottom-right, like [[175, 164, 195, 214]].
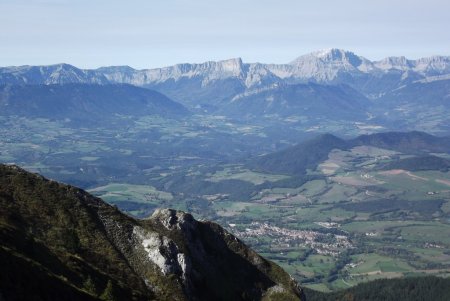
[[0, 63, 109, 85], [96, 49, 450, 92], [151, 208, 197, 231], [134, 228, 182, 275], [93, 204, 304, 300]]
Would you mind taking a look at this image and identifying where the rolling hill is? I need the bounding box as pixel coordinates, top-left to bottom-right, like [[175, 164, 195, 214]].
[[0, 84, 189, 123], [248, 133, 347, 175], [248, 131, 450, 176]]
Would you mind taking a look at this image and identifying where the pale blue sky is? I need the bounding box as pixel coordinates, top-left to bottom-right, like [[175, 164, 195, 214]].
[[1, 0, 449, 69]]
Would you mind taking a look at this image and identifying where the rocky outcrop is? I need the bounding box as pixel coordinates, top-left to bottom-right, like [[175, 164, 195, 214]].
[[126, 208, 304, 300]]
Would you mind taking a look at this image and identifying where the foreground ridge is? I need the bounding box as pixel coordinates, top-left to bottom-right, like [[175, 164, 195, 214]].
[[0, 164, 303, 301]]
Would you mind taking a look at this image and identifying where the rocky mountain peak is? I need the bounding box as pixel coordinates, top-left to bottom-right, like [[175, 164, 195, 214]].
[[313, 48, 357, 60], [290, 48, 366, 67], [150, 208, 196, 231], [374, 56, 414, 71], [413, 55, 450, 74], [219, 57, 244, 71], [96, 65, 136, 74], [285, 49, 373, 81]]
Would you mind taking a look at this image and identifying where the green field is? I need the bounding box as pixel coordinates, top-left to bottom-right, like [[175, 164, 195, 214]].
[[206, 166, 289, 185], [89, 183, 173, 203]]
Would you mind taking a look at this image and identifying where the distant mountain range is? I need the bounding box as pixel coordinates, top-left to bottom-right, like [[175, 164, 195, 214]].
[[1, 49, 449, 104], [1, 49, 449, 130]]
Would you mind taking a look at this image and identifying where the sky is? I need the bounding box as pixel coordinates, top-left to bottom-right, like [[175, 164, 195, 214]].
[[1, 0, 449, 69]]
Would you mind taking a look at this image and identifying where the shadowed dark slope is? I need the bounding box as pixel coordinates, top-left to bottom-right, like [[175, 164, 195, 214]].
[[248, 134, 347, 175], [248, 131, 450, 176]]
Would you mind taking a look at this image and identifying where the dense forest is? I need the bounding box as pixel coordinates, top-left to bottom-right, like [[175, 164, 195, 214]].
[[304, 276, 450, 301]]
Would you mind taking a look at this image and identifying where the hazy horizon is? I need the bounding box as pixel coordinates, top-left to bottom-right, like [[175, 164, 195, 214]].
[[3, 47, 450, 71], [1, 0, 449, 69]]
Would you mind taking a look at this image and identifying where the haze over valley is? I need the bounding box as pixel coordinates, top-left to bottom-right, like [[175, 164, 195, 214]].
[[1, 48, 450, 298]]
